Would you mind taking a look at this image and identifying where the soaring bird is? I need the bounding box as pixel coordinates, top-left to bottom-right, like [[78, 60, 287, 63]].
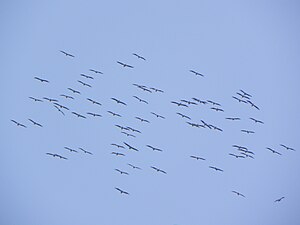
[[146, 145, 163, 152], [68, 88, 81, 94], [189, 70, 204, 77], [151, 112, 165, 119], [64, 147, 78, 153], [207, 100, 221, 106], [111, 152, 125, 156], [80, 74, 94, 79], [29, 97, 43, 102], [43, 97, 58, 102], [135, 117, 150, 123], [115, 187, 129, 195], [247, 100, 260, 110], [107, 111, 121, 117], [11, 119, 27, 128], [133, 53, 146, 60], [111, 143, 125, 149], [28, 119, 43, 127], [117, 61, 134, 68], [72, 112, 86, 119], [201, 120, 212, 129], [151, 166, 167, 174], [266, 147, 282, 155], [60, 94, 74, 99], [181, 100, 197, 105], [60, 50, 74, 57], [54, 105, 65, 115], [192, 98, 207, 104], [239, 89, 252, 97], [232, 96, 247, 103], [274, 197, 285, 202], [79, 147, 93, 155], [241, 129, 255, 134], [209, 166, 223, 172], [149, 87, 164, 93], [229, 153, 245, 159], [128, 163, 141, 170], [123, 142, 139, 151], [46, 153, 67, 160], [111, 98, 127, 106], [250, 118, 264, 124], [177, 113, 191, 120], [280, 144, 295, 151], [171, 101, 188, 107], [78, 80, 92, 87], [232, 145, 248, 150], [115, 169, 129, 175], [54, 103, 69, 110], [226, 117, 240, 121], [87, 98, 102, 105], [211, 107, 224, 112], [232, 191, 245, 197], [237, 92, 250, 99], [89, 69, 103, 74], [190, 155, 205, 160], [126, 126, 141, 133], [121, 132, 136, 138], [87, 112, 102, 117], [133, 96, 148, 104], [34, 77, 49, 83], [115, 125, 129, 130]]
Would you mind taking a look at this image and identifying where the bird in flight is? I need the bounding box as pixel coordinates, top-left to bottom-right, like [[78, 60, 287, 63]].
[[11, 119, 27, 128], [181, 100, 197, 105], [229, 153, 245, 159], [111, 152, 125, 156], [274, 197, 285, 202], [87, 112, 102, 117], [146, 145, 163, 152], [111, 143, 125, 149], [29, 97, 43, 102], [239, 89, 252, 97], [232, 191, 245, 197], [249, 117, 264, 124], [189, 70, 204, 77], [190, 155, 205, 160], [201, 120, 212, 129], [60, 94, 74, 99], [28, 119, 43, 127], [79, 147, 93, 155], [207, 100, 221, 106], [123, 142, 139, 151], [211, 107, 224, 112], [121, 132, 136, 138], [171, 101, 188, 107], [280, 144, 295, 151], [126, 126, 141, 133], [232, 145, 248, 150], [133, 53, 146, 60], [117, 61, 134, 68], [232, 96, 247, 103], [115, 187, 129, 195], [34, 77, 49, 83], [151, 166, 167, 174], [241, 129, 255, 134], [247, 100, 260, 110], [226, 117, 240, 121], [54, 103, 69, 110], [115, 169, 129, 175], [80, 74, 94, 79], [43, 97, 58, 102], [151, 112, 165, 119], [237, 92, 250, 99], [78, 80, 92, 88], [186, 122, 203, 128], [128, 163, 141, 170], [135, 117, 150, 123], [133, 96, 148, 104], [115, 125, 129, 130], [87, 98, 102, 105], [72, 112, 86, 119], [64, 147, 78, 153], [107, 111, 121, 117], [192, 98, 207, 104], [89, 69, 103, 74], [54, 105, 65, 115], [60, 50, 74, 57], [46, 153, 67, 160], [111, 98, 127, 106], [149, 87, 164, 93], [266, 147, 281, 155], [209, 166, 224, 172], [68, 88, 81, 94], [177, 113, 191, 120]]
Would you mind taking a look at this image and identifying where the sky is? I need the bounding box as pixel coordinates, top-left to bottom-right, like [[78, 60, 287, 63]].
[[1, 0, 300, 225]]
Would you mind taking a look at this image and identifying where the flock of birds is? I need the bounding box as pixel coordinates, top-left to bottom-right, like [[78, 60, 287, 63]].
[[11, 50, 296, 203]]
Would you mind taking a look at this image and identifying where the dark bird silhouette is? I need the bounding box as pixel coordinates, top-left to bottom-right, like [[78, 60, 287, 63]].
[[207, 100, 221, 106], [60, 94, 74, 99], [135, 117, 150, 123], [72, 112, 86, 119], [80, 74, 94, 79], [87, 112, 102, 117], [266, 147, 281, 155], [177, 113, 191, 120], [274, 197, 285, 202], [11, 119, 27, 128], [34, 77, 49, 83], [210, 125, 223, 132], [171, 101, 188, 107], [250, 118, 264, 124], [87, 98, 102, 105], [211, 107, 224, 112], [232, 191, 245, 197], [46, 153, 67, 160], [232, 96, 247, 103], [209, 166, 223, 172], [146, 145, 163, 152], [247, 100, 260, 110], [89, 69, 103, 74], [240, 152, 255, 159], [240, 89, 252, 97], [64, 147, 78, 153], [186, 122, 203, 128], [28, 119, 43, 127], [140, 86, 152, 93], [149, 87, 164, 93], [78, 80, 92, 88], [117, 61, 134, 68], [128, 163, 141, 170], [68, 88, 81, 94], [79, 147, 93, 155], [111, 143, 125, 149], [151, 112, 165, 119], [133, 53, 146, 60], [111, 152, 125, 156], [190, 155, 205, 160], [54, 105, 65, 115], [115, 169, 129, 175], [226, 117, 240, 121], [241, 129, 255, 134], [192, 98, 207, 104], [121, 132, 136, 138], [126, 126, 141, 133], [29, 97, 43, 102], [111, 98, 127, 106], [123, 142, 139, 151], [201, 120, 212, 129], [115, 125, 129, 130], [280, 144, 295, 151], [115, 187, 129, 195], [151, 166, 167, 174], [54, 103, 69, 110], [189, 70, 204, 77], [60, 50, 74, 57], [43, 97, 58, 102], [133, 96, 148, 104], [229, 153, 245, 159], [107, 111, 121, 117], [181, 100, 197, 105], [232, 145, 248, 150]]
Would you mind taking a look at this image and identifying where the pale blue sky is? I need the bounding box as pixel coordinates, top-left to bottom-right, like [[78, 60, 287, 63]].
[[1, 1, 300, 225]]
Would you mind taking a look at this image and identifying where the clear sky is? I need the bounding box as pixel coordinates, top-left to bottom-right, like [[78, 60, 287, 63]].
[[1, 0, 300, 225]]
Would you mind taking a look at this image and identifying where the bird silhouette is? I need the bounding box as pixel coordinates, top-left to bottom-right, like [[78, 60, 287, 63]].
[[274, 197, 285, 202], [29, 97, 43, 102], [189, 70, 204, 77], [115, 169, 129, 175], [72, 112, 86, 119], [28, 119, 43, 127], [133, 96, 148, 104], [229, 153, 245, 159], [151, 166, 167, 174], [209, 166, 223, 172], [34, 77, 49, 83], [280, 144, 295, 151], [146, 145, 163, 152], [89, 69, 103, 74], [80, 74, 94, 79], [151, 112, 165, 119], [249, 118, 264, 124], [54, 105, 65, 115], [121, 132, 136, 138], [79, 147, 93, 155], [232, 191, 245, 197], [211, 107, 224, 112], [46, 153, 67, 160], [177, 113, 191, 120], [78, 80, 92, 87], [87, 112, 102, 117], [111, 98, 127, 106], [239, 89, 252, 97], [11, 119, 27, 128], [241, 129, 255, 134], [111, 143, 125, 149], [64, 147, 78, 153], [266, 147, 282, 155], [111, 152, 125, 156], [117, 61, 134, 68], [60, 50, 74, 57], [171, 101, 188, 107], [135, 117, 150, 123], [115, 187, 129, 195], [43, 97, 58, 102], [226, 117, 240, 121], [60, 94, 74, 99], [133, 53, 146, 60], [128, 163, 141, 170], [149, 87, 164, 93], [54, 103, 69, 110], [247, 100, 260, 110], [68, 88, 81, 94], [107, 111, 121, 117], [190, 155, 205, 160], [123, 142, 139, 151], [87, 98, 102, 105], [207, 100, 221, 106]]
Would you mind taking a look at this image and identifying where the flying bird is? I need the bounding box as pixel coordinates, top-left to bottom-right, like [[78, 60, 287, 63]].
[[128, 163, 141, 170], [133, 96, 148, 104], [117, 61, 134, 68], [80, 74, 94, 79], [87, 112, 102, 117], [189, 70, 204, 77], [87, 98, 102, 105], [89, 69, 103, 74], [181, 100, 197, 105], [60, 94, 74, 99], [151, 112, 165, 119], [207, 100, 221, 106], [266, 147, 281, 155], [177, 113, 191, 120], [126, 127, 141, 133], [54, 103, 69, 110], [232, 96, 247, 103], [11, 119, 27, 128], [209, 166, 223, 172], [72, 112, 86, 119], [111, 152, 125, 156], [249, 118, 264, 124], [239, 89, 252, 97], [54, 105, 65, 115], [28, 119, 43, 127], [107, 111, 121, 117], [171, 101, 188, 107], [135, 117, 150, 123], [115, 125, 129, 130], [241, 129, 255, 134], [280, 144, 295, 151], [34, 77, 49, 83], [247, 100, 260, 110], [115, 187, 129, 195], [111, 98, 127, 106], [229, 153, 245, 159], [192, 98, 207, 104], [211, 107, 224, 112], [68, 88, 81, 94], [115, 169, 129, 175], [111, 143, 125, 149], [149, 87, 164, 93], [237, 92, 250, 99], [133, 53, 146, 60], [274, 197, 285, 202], [123, 142, 139, 151], [121, 132, 136, 138], [226, 117, 240, 121], [79, 147, 93, 155], [190, 155, 205, 160], [46, 153, 67, 160], [201, 120, 212, 129], [60, 50, 74, 57], [29, 97, 43, 102], [64, 147, 78, 153], [232, 191, 245, 197], [146, 145, 163, 152], [43, 97, 58, 102], [151, 166, 167, 174], [78, 80, 92, 87]]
